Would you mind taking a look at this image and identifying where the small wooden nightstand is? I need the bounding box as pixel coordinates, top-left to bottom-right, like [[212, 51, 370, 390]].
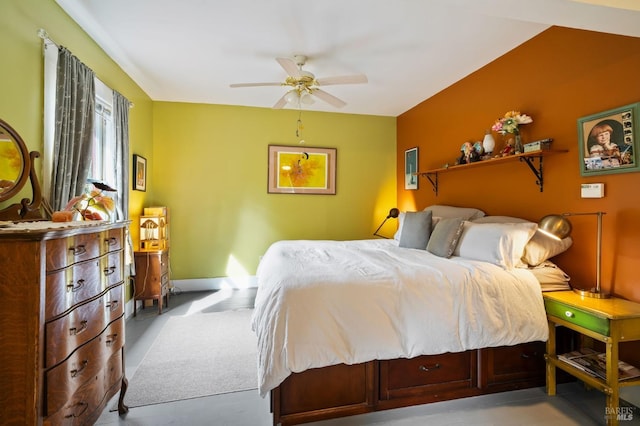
[[133, 249, 170, 315], [544, 291, 640, 426]]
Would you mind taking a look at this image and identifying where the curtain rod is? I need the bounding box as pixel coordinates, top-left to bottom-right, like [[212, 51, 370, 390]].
[[37, 28, 59, 49], [37, 29, 134, 109]]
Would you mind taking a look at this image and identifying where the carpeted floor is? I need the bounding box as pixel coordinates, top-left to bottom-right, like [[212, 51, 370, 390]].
[[115, 308, 257, 409]]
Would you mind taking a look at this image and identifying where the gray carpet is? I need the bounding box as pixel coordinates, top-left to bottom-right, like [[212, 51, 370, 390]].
[[118, 309, 257, 408]]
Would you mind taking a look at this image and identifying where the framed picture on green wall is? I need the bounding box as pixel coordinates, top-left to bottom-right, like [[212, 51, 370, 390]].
[[578, 103, 640, 176], [404, 147, 418, 190], [268, 145, 336, 194], [133, 154, 147, 191]]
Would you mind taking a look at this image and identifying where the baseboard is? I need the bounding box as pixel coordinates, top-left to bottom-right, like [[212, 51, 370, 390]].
[[122, 276, 257, 320], [171, 276, 258, 292]]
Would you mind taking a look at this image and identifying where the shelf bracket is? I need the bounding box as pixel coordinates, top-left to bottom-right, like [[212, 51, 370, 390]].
[[424, 173, 438, 196], [519, 155, 544, 192]]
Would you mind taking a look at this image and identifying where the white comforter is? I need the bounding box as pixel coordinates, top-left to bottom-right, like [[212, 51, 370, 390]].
[[251, 239, 549, 397]]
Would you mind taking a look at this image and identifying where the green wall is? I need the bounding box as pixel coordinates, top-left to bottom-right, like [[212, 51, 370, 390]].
[[0, 0, 154, 220], [151, 103, 396, 279], [1, 0, 397, 282]]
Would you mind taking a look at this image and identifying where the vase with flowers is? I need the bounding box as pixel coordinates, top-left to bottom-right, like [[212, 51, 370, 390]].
[[64, 180, 116, 221], [491, 111, 533, 154]]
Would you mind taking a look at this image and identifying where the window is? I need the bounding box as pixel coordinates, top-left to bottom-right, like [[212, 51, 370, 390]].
[[90, 80, 117, 187]]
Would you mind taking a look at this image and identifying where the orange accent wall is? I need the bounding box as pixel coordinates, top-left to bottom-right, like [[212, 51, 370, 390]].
[[397, 27, 640, 302]]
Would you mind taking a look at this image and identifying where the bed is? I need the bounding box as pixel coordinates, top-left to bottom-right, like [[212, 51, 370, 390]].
[[251, 206, 573, 425]]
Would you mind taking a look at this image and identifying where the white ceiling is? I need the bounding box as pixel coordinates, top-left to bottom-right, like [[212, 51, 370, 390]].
[[55, 0, 640, 117]]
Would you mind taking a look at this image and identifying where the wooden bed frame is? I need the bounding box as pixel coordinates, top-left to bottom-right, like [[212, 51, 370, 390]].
[[270, 340, 553, 425]]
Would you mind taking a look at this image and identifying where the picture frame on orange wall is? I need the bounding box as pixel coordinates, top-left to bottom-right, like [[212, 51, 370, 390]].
[[405, 147, 418, 190], [577, 102, 640, 176]]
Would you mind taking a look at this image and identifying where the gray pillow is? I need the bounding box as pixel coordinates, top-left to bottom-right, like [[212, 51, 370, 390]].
[[398, 210, 433, 249], [427, 217, 465, 258]]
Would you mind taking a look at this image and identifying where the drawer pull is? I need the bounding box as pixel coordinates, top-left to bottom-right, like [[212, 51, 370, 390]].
[[70, 360, 88, 378], [418, 363, 441, 372], [64, 401, 88, 419], [565, 311, 575, 318], [106, 333, 119, 346], [106, 300, 119, 311], [69, 320, 88, 336], [105, 237, 118, 246], [104, 265, 117, 276], [69, 244, 86, 256], [521, 352, 539, 359], [67, 279, 85, 292]]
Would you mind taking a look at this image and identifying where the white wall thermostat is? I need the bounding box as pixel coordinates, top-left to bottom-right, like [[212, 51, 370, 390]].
[[581, 183, 604, 198]]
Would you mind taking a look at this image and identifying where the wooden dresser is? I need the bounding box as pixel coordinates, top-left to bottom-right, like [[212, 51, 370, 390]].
[[0, 221, 129, 425], [133, 249, 170, 315]]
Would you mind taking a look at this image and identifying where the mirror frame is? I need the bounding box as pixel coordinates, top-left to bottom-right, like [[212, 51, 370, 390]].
[[0, 118, 30, 202], [0, 118, 43, 220]]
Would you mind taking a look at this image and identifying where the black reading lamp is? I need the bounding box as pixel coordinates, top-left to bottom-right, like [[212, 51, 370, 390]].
[[538, 211, 609, 299], [374, 208, 400, 238]]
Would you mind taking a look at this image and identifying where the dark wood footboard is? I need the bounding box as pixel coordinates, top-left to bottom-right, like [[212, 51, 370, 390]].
[[271, 341, 551, 426]]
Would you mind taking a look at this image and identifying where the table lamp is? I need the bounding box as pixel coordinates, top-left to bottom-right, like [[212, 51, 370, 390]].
[[538, 211, 608, 298], [374, 208, 400, 238]]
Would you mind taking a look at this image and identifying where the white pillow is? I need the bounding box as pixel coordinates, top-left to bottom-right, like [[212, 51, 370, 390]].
[[453, 221, 537, 269], [522, 233, 573, 266], [472, 215, 529, 224], [424, 205, 485, 220], [472, 215, 573, 266]]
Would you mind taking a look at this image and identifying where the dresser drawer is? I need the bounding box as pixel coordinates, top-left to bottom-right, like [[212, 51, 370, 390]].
[[379, 351, 476, 400], [45, 318, 124, 415], [45, 349, 124, 426], [45, 285, 124, 368], [102, 228, 123, 253], [545, 299, 610, 336], [46, 233, 102, 271], [101, 251, 124, 288], [46, 259, 103, 319]]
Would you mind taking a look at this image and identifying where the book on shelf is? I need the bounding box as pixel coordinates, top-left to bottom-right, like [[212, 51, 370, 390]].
[[558, 348, 640, 381]]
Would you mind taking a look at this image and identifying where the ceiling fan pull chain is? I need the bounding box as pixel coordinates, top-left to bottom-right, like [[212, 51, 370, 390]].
[[296, 112, 303, 137]]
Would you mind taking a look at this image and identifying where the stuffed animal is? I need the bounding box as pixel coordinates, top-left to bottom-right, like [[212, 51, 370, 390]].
[[458, 141, 480, 164]]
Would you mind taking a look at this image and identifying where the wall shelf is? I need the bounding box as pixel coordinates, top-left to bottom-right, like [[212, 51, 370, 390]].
[[416, 149, 568, 195]]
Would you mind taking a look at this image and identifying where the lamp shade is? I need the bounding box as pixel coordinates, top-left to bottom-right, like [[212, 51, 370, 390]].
[[538, 214, 572, 240], [482, 130, 496, 154]]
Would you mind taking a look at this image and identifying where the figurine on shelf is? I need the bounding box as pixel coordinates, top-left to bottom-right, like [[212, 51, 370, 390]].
[[458, 141, 481, 164], [501, 139, 515, 157]]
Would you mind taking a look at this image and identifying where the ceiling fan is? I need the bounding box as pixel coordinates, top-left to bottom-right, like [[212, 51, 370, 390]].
[[230, 55, 368, 109]]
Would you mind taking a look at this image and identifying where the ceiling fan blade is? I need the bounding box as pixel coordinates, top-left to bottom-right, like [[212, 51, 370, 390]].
[[230, 82, 282, 88], [276, 57, 301, 78], [272, 94, 288, 109], [316, 74, 368, 86], [313, 89, 346, 108]]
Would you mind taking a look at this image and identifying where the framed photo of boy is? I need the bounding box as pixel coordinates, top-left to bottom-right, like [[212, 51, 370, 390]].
[[577, 102, 640, 176], [404, 147, 418, 190]]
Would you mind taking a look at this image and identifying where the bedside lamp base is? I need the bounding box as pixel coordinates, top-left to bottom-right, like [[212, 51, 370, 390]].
[[573, 287, 610, 299]]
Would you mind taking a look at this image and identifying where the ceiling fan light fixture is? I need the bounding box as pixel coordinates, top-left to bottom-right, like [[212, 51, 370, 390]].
[[300, 91, 315, 105], [284, 90, 299, 105]]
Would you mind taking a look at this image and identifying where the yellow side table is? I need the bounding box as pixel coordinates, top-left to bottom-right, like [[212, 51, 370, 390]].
[[544, 291, 640, 425]]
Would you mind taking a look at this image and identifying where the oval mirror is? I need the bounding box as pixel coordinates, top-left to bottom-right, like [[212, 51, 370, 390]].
[[0, 118, 29, 202]]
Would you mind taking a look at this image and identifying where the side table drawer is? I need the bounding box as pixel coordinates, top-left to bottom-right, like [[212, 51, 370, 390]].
[[544, 299, 610, 336]]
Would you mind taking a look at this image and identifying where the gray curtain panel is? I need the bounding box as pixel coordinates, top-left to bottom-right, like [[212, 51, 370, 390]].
[[112, 90, 130, 221], [50, 47, 95, 211]]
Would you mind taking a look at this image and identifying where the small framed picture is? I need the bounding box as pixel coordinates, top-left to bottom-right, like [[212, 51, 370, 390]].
[[133, 154, 147, 191], [268, 145, 336, 194], [404, 147, 418, 190], [577, 103, 639, 176]]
